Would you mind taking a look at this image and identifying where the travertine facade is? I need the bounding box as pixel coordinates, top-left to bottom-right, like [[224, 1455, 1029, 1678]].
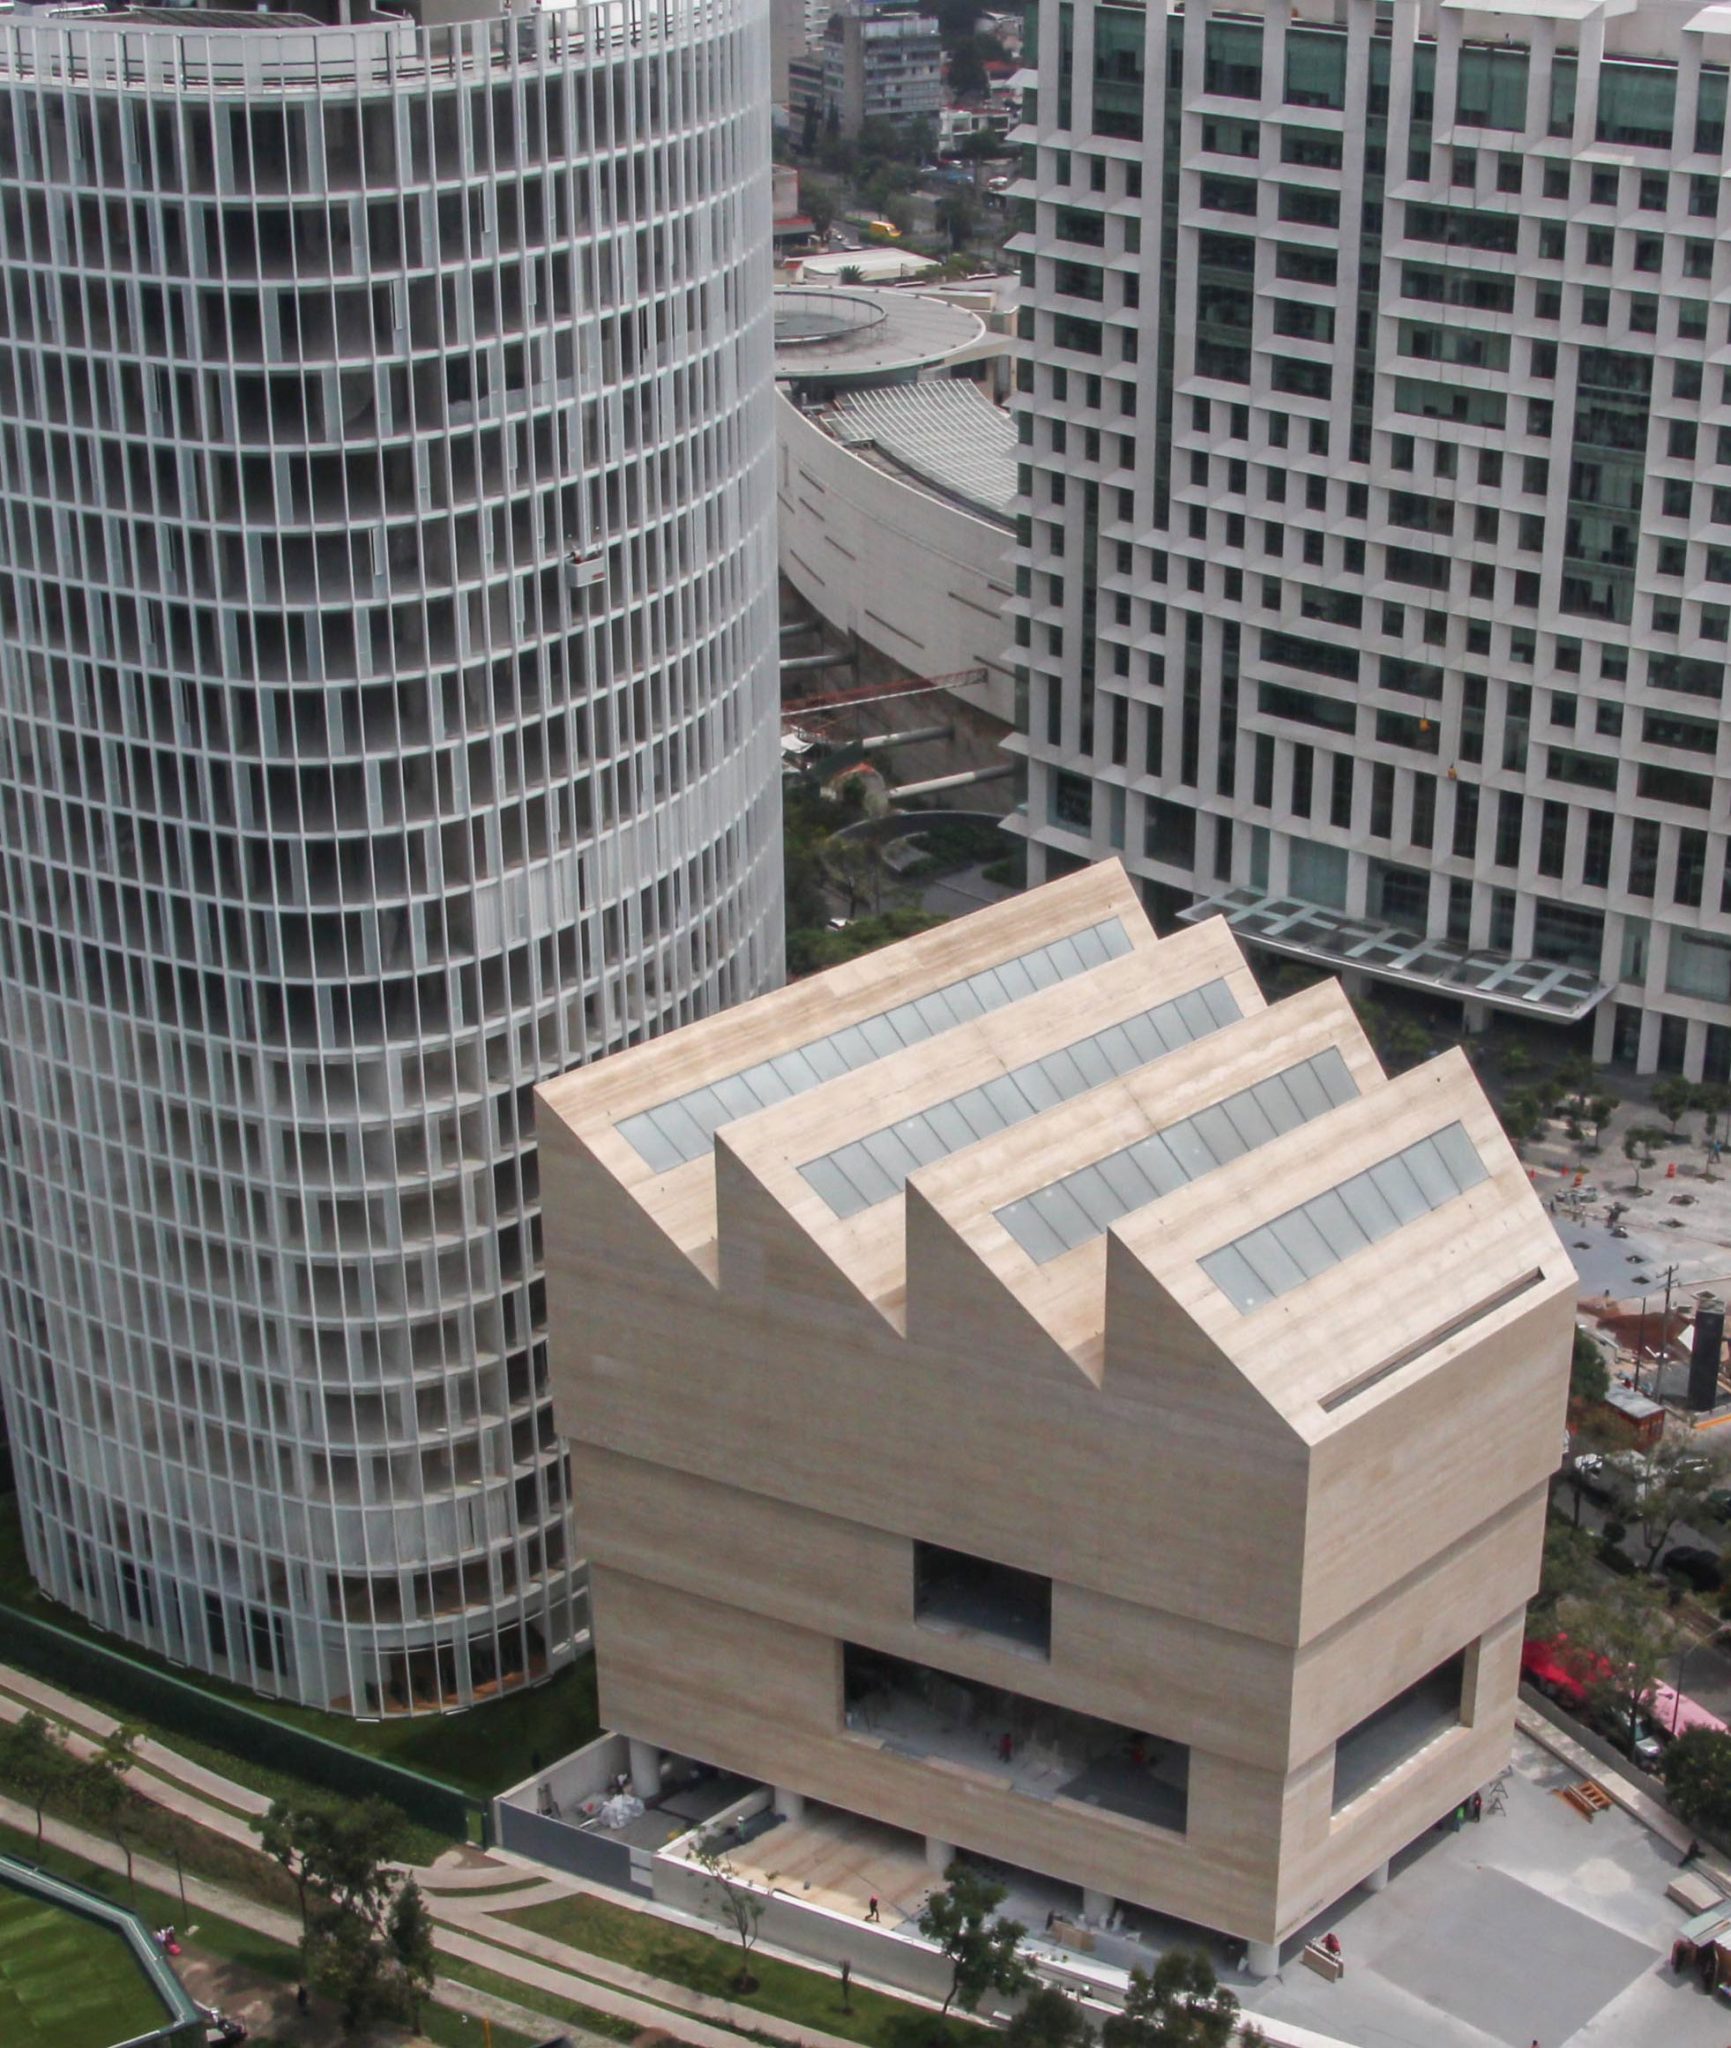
[[538, 863, 1572, 1951]]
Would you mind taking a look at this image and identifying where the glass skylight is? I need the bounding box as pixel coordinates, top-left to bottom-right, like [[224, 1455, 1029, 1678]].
[[994, 1049, 1359, 1264], [1201, 1121, 1488, 1313], [616, 918, 1133, 1172], [799, 978, 1242, 1219]]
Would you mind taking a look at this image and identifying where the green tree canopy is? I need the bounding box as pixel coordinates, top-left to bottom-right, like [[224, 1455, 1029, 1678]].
[[0, 1711, 70, 1852], [1100, 1950, 1249, 2048], [918, 1862, 1031, 2016], [1661, 1727, 1731, 1835], [1571, 1326, 1611, 1407], [1006, 1985, 1094, 2048]]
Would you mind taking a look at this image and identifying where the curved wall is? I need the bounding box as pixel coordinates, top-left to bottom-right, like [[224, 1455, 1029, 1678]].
[[776, 393, 1016, 723], [0, 0, 782, 1712]]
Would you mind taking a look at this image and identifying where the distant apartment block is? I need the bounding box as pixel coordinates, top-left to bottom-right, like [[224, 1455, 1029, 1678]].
[[1011, 0, 1731, 1079], [0, 0, 783, 1716], [537, 865, 1572, 1963], [824, 7, 945, 136]]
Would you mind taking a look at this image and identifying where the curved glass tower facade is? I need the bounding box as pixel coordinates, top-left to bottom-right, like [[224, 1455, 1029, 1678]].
[[0, 0, 782, 1713]]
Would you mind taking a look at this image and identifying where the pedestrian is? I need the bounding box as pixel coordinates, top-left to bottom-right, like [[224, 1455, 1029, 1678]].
[[296, 1985, 309, 2016], [839, 1958, 852, 2012], [865, 1894, 880, 1922], [1470, 1790, 1483, 1823]]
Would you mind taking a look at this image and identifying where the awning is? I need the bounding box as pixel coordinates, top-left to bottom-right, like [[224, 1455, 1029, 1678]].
[[1180, 889, 1610, 1023]]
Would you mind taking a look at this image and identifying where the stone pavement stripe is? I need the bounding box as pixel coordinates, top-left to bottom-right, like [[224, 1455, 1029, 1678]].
[[434, 1902, 869, 2048], [0, 1788, 306, 1946], [0, 1662, 269, 1817], [429, 1966, 628, 2048], [433, 1923, 797, 2048], [414, 1861, 550, 1892], [0, 1689, 272, 1854]]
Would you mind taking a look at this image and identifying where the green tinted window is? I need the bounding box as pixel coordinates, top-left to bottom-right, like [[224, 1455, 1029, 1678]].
[[1699, 67, 1727, 152], [1204, 19, 1262, 100], [1455, 47, 1528, 130], [1549, 54, 1577, 137], [1596, 61, 1674, 148], [1285, 27, 1346, 110], [1093, 7, 1145, 141]]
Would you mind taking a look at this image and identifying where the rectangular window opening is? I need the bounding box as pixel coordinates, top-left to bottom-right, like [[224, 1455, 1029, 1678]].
[[914, 1541, 1053, 1657]]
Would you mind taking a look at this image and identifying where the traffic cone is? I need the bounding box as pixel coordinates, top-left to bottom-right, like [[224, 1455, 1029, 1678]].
[[1668, 1161, 1678, 1179]]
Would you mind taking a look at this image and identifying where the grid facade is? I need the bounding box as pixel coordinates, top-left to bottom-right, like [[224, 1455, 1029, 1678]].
[[0, 0, 782, 1714], [1011, 0, 1731, 1078]]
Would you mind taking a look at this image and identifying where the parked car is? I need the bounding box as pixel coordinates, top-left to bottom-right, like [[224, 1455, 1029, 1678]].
[[1701, 1487, 1731, 1524], [1572, 1448, 1651, 1505], [1661, 1544, 1725, 1593]]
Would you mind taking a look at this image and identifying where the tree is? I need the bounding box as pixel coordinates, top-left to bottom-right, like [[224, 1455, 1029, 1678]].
[[72, 1727, 140, 1900], [0, 1712, 70, 1852], [1629, 1437, 1729, 1569], [1538, 1518, 1599, 1609], [1571, 1325, 1611, 1408], [936, 187, 978, 252], [1660, 1727, 1731, 1834], [271, 1797, 428, 2029], [1654, 1075, 1697, 1137], [1699, 1083, 1731, 1146], [918, 1862, 1031, 2016], [1587, 1094, 1619, 1149], [1100, 1950, 1244, 2048], [387, 1879, 438, 2028], [692, 1831, 765, 1993], [1006, 1985, 1093, 2048], [1558, 1578, 1673, 1754], [1624, 1125, 1660, 1193], [256, 1796, 334, 1933], [948, 39, 988, 98], [1500, 1092, 1543, 1151], [804, 177, 837, 239]]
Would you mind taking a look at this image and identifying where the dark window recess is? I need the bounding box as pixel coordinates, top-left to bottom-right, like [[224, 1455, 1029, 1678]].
[[1333, 1652, 1466, 1813], [844, 1642, 1188, 1832], [914, 1541, 1052, 1656]]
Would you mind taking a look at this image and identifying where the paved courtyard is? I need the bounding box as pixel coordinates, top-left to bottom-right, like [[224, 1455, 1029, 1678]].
[[1243, 1731, 1727, 2048]]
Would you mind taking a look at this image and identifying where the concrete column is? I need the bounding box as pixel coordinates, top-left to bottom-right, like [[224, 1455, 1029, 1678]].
[[1244, 1940, 1280, 1979], [1082, 1888, 1112, 1925], [628, 1738, 661, 1799], [1362, 1860, 1390, 1894], [1460, 998, 1491, 1036], [775, 1787, 806, 1823], [925, 1836, 954, 1874]]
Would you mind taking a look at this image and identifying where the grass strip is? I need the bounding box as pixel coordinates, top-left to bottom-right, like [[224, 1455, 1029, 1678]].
[[502, 1893, 984, 2048], [0, 1818, 545, 2047], [0, 1495, 598, 1801], [436, 1949, 643, 2043]]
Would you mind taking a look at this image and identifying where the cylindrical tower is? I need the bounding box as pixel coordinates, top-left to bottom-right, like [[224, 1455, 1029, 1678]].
[[0, 0, 782, 1713]]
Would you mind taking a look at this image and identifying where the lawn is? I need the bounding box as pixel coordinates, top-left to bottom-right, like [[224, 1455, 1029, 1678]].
[[504, 1891, 986, 2048], [0, 1877, 169, 2048], [0, 1823, 542, 2048], [0, 1494, 600, 1804]]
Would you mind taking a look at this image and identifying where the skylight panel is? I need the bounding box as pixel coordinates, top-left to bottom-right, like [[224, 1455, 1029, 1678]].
[[993, 1051, 1362, 1264], [795, 977, 1243, 1218], [1199, 1122, 1489, 1312], [617, 918, 1133, 1172]]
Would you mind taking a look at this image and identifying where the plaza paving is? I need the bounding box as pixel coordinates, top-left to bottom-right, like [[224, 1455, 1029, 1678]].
[[1243, 1730, 1727, 2048]]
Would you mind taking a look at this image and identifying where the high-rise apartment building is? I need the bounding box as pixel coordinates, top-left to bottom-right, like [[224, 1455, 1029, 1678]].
[[823, 7, 945, 137], [1012, 0, 1731, 1079], [0, 0, 782, 1715]]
